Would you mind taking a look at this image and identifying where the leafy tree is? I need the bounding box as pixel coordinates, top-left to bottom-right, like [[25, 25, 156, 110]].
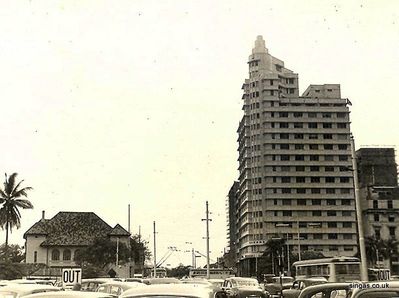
[[378, 238, 399, 271], [263, 238, 286, 274], [167, 264, 191, 278], [74, 237, 131, 269], [0, 173, 33, 259], [0, 262, 24, 279], [130, 235, 151, 263], [0, 244, 25, 263]]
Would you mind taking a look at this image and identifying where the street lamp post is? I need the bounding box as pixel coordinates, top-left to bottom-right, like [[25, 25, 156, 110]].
[[350, 135, 368, 281]]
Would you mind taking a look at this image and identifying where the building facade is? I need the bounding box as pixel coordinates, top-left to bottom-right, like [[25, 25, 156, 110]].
[[24, 211, 137, 278], [236, 36, 357, 276], [357, 148, 399, 273]]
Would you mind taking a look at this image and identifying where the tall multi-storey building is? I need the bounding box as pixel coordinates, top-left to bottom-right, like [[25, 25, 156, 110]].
[[357, 148, 399, 273], [227, 181, 239, 255], [357, 148, 398, 188], [236, 36, 358, 276]]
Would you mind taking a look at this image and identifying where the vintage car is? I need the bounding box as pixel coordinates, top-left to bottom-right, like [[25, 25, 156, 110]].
[[297, 282, 354, 298], [222, 277, 269, 298], [282, 277, 327, 298], [81, 278, 114, 292], [24, 291, 114, 298], [263, 276, 294, 298], [121, 283, 225, 298], [0, 283, 61, 297], [141, 278, 182, 285], [96, 281, 147, 297], [347, 281, 399, 298]]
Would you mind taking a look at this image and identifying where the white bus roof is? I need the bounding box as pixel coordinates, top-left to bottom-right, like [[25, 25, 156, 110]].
[[293, 257, 360, 266]]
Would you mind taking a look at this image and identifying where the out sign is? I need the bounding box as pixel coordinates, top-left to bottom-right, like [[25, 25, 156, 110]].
[[62, 268, 82, 286]]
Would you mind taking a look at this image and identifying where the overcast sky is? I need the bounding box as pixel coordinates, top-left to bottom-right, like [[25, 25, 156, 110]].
[[1, 0, 398, 268]]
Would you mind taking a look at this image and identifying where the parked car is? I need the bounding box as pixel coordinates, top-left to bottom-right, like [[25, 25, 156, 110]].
[[24, 291, 114, 298], [121, 283, 225, 298], [141, 278, 182, 285], [347, 281, 399, 298], [124, 278, 144, 283], [282, 277, 327, 298], [81, 279, 113, 292], [222, 277, 269, 298], [263, 276, 294, 298], [0, 283, 61, 297], [96, 281, 146, 297], [297, 282, 354, 298]]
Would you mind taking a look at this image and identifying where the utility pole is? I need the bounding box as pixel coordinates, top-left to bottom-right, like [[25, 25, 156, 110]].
[[192, 248, 195, 267], [351, 135, 368, 281], [202, 201, 212, 279], [297, 220, 301, 261], [116, 237, 119, 267], [153, 221, 157, 278], [128, 204, 131, 233]]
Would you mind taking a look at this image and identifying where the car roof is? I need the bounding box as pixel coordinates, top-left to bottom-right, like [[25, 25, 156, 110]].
[[82, 278, 114, 283], [99, 281, 147, 289], [0, 284, 58, 291], [121, 284, 215, 298], [298, 282, 353, 297], [24, 291, 114, 297], [143, 278, 182, 284], [225, 277, 258, 282]]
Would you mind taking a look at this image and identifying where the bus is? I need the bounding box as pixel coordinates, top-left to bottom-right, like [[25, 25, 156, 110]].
[[189, 268, 235, 279], [143, 267, 167, 278], [293, 257, 361, 282]]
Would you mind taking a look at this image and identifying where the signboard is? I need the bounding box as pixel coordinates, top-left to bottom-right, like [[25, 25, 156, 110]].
[[62, 268, 82, 287]]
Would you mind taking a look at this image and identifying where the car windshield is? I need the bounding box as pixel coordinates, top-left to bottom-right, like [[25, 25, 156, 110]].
[[236, 280, 258, 287], [0, 292, 18, 298]]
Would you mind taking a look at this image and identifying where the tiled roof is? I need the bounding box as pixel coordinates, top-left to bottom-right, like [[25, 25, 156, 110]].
[[109, 224, 130, 236], [24, 212, 129, 247], [23, 219, 49, 237]]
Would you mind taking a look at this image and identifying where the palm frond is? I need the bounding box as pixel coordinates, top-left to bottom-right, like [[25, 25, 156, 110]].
[[4, 173, 18, 195], [12, 187, 33, 198], [0, 189, 7, 201], [14, 199, 33, 209], [11, 179, 25, 196]]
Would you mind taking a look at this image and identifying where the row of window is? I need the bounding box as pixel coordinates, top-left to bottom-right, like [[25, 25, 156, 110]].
[[271, 210, 353, 217], [247, 101, 346, 110], [268, 122, 347, 129], [372, 200, 394, 209], [268, 154, 350, 161], [268, 198, 352, 206], [250, 165, 352, 173], [267, 176, 351, 183], [277, 112, 346, 118], [268, 144, 348, 150], [271, 133, 348, 140], [250, 144, 349, 151], [250, 187, 352, 194], [250, 176, 351, 184], [373, 213, 396, 222], [51, 249, 77, 261]]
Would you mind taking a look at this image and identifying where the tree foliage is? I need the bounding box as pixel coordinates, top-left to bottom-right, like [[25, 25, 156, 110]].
[[74, 237, 131, 269], [0, 244, 25, 263], [167, 264, 191, 278], [74, 235, 151, 274], [365, 236, 399, 270]]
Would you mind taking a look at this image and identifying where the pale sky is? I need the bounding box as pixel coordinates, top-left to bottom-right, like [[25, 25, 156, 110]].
[[1, 0, 398, 268]]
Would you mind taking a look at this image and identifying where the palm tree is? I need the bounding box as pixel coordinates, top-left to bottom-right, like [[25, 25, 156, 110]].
[[365, 236, 379, 266], [0, 173, 33, 259], [263, 237, 286, 274], [379, 238, 399, 271]]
